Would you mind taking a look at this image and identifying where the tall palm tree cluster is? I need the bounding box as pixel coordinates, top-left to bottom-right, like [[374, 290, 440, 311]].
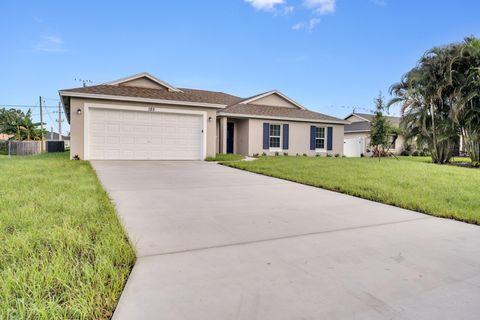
[[0, 108, 45, 141], [390, 37, 480, 166]]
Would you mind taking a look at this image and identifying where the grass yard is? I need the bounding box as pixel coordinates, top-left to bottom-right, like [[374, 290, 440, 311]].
[[401, 156, 471, 163], [0, 153, 135, 319], [205, 153, 245, 162], [224, 156, 480, 224]]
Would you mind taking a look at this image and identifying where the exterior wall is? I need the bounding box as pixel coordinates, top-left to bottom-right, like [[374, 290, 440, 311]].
[[69, 97, 217, 160], [119, 77, 168, 90], [234, 119, 249, 155], [344, 131, 405, 155], [246, 119, 344, 156], [251, 94, 297, 108]]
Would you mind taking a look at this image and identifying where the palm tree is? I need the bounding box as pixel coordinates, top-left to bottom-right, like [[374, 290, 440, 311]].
[[389, 44, 459, 164], [0, 108, 44, 140], [449, 37, 480, 166]]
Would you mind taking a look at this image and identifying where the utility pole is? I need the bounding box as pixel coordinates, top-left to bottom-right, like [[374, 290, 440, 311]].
[[39, 96, 44, 152], [58, 101, 62, 140]]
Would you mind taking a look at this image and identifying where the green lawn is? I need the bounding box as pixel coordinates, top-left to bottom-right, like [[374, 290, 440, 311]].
[[205, 153, 245, 162], [401, 156, 471, 163], [224, 156, 480, 224], [0, 153, 135, 319]]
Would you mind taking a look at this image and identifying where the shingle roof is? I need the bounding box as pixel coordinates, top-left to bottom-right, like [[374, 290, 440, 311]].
[[60, 85, 243, 106], [351, 113, 401, 126], [218, 103, 345, 123], [344, 121, 371, 132]]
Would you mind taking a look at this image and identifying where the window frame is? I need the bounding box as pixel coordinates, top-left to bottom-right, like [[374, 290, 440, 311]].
[[315, 126, 327, 151], [269, 123, 282, 150]]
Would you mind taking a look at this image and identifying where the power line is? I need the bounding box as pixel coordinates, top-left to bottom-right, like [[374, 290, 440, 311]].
[[1, 104, 60, 109]]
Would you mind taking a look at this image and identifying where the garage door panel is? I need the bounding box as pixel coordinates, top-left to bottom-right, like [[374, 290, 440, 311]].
[[88, 108, 203, 160]]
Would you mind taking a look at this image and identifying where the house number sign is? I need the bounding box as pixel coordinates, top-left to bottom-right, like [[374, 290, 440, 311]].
[[148, 107, 156, 112]]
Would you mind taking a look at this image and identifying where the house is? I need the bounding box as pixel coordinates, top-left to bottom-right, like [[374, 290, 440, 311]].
[[343, 112, 405, 157], [59, 73, 348, 160], [0, 133, 13, 141]]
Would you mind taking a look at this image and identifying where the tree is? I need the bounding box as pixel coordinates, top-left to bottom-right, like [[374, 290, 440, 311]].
[[389, 44, 459, 164], [449, 37, 480, 166], [369, 93, 392, 159], [0, 108, 45, 141]]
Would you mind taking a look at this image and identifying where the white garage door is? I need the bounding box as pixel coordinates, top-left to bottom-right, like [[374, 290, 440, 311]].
[[344, 138, 365, 157], [88, 108, 204, 160]]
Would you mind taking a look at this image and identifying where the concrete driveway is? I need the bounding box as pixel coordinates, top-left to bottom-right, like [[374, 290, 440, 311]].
[[91, 161, 480, 320]]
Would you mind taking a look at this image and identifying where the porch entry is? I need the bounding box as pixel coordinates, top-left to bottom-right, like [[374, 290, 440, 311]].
[[227, 122, 234, 154]]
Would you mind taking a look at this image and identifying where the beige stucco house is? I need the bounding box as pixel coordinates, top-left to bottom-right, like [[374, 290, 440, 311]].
[[343, 113, 405, 157], [59, 73, 347, 160]]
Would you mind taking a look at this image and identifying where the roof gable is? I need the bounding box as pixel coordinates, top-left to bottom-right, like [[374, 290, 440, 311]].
[[345, 113, 371, 123], [240, 90, 305, 110], [105, 72, 183, 92]]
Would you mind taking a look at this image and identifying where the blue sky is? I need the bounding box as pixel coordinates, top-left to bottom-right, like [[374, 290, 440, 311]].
[[1, 0, 479, 134]]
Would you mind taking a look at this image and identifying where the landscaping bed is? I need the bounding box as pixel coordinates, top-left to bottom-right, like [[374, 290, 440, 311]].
[[223, 156, 480, 225], [0, 152, 135, 319]]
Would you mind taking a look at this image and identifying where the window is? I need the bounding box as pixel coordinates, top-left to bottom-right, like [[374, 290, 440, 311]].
[[269, 124, 281, 149], [315, 127, 325, 150]]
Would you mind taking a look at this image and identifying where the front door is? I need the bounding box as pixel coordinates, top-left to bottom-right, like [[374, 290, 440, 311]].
[[227, 122, 234, 154]]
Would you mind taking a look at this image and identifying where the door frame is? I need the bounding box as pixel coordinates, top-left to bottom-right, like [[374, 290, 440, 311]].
[[84, 103, 207, 160], [226, 122, 234, 154]]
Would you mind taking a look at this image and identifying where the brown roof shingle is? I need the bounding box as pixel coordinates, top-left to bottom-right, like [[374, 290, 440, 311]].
[[60, 84, 243, 106], [218, 103, 345, 123]]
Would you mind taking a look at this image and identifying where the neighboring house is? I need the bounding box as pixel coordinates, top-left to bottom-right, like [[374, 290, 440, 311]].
[[45, 131, 70, 148], [343, 113, 405, 157], [0, 133, 13, 140], [59, 72, 347, 160]]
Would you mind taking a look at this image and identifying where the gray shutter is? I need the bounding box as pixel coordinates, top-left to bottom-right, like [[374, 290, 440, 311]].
[[327, 127, 333, 151], [263, 123, 270, 150], [310, 126, 316, 150], [282, 124, 289, 150]]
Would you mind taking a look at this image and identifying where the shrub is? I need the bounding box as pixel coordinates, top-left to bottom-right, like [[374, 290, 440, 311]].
[[302, 153, 307, 157], [326, 154, 333, 158], [334, 154, 340, 158], [262, 152, 267, 156], [283, 152, 288, 156], [275, 152, 279, 156], [253, 153, 259, 158]]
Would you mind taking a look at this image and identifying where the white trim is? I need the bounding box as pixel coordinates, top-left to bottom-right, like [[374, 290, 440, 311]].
[[218, 113, 349, 125], [104, 72, 183, 92], [344, 130, 370, 133], [60, 91, 225, 109], [240, 90, 306, 110], [314, 126, 327, 151], [344, 113, 371, 122], [268, 123, 282, 149], [83, 103, 207, 160]]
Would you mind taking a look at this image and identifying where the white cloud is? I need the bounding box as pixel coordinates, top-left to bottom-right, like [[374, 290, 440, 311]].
[[292, 18, 320, 31], [276, 5, 294, 15], [245, 0, 285, 11], [34, 35, 69, 53], [292, 22, 305, 30], [308, 18, 321, 30], [304, 0, 336, 15]]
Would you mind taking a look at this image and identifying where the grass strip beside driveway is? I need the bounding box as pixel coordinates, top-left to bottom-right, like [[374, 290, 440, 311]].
[[223, 156, 480, 225], [0, 153, 135, 319]]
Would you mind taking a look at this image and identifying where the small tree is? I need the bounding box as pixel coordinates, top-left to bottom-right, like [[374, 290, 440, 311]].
[[369, 93, 391, 159], [0, 108, 45, 140]]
